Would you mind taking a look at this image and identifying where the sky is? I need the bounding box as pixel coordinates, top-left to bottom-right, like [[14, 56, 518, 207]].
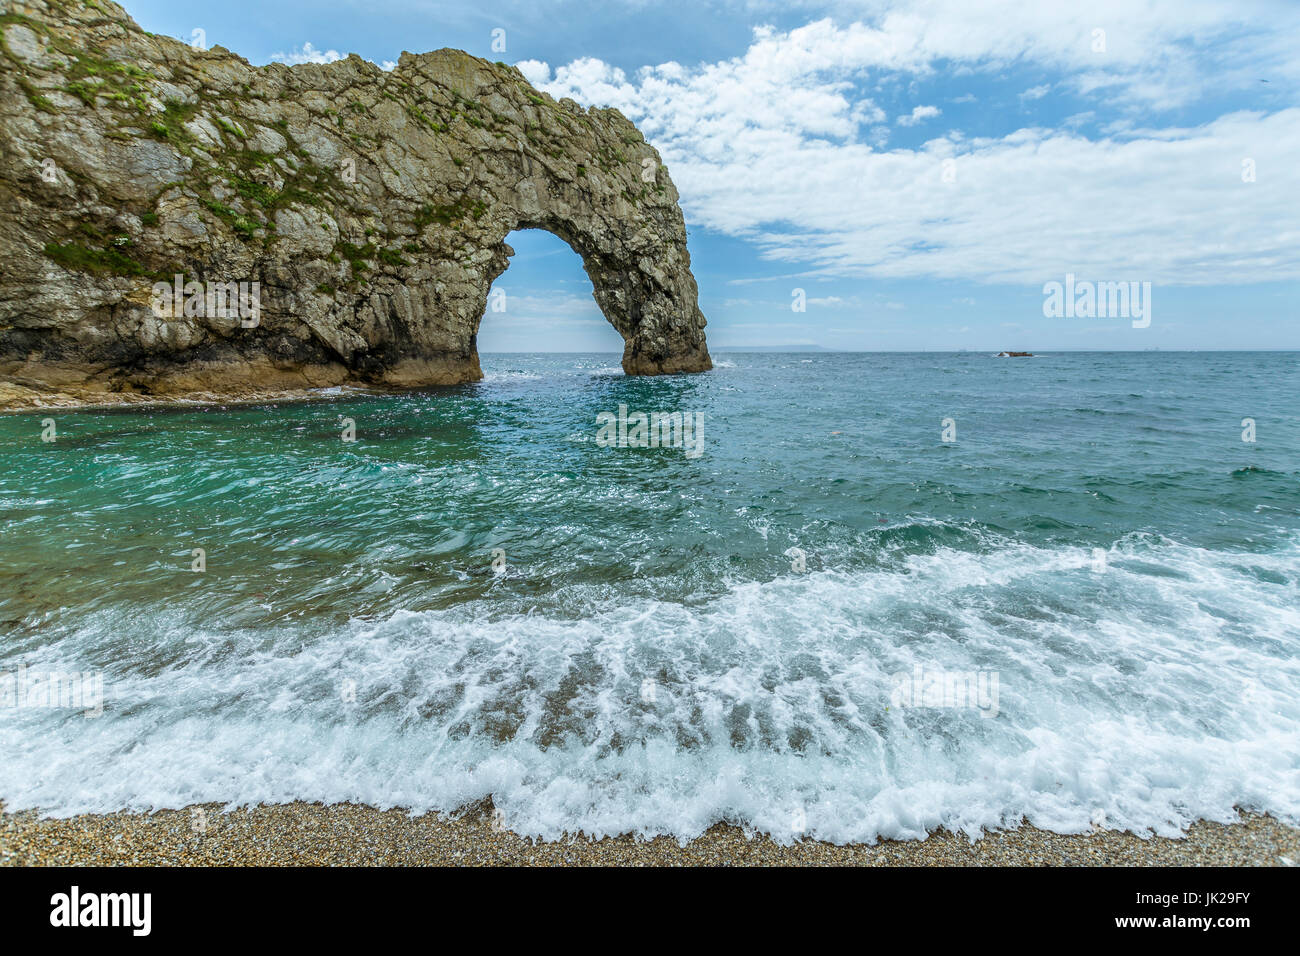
[[124, 0, 1300, 351]]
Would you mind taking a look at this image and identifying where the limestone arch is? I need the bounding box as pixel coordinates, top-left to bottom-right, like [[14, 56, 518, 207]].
[[459, 172, 712, 379], [6, 7, 712, 396]]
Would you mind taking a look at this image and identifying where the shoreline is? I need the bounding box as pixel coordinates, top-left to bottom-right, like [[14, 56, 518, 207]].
[[2, 801, 1296, 866], [0, 380, 404, 415]]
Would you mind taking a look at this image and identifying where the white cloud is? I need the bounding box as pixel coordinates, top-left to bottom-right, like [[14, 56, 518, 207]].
[[516, 59, 551, 88], [524, 8, 1300, 286], [483, 291, 604, 323], [265, 43, 397, 70], [1019, 83, 1051, 101], [270, 42, 343, 65], [730, 0, 1300, 109], [897, 104, 940, 125]]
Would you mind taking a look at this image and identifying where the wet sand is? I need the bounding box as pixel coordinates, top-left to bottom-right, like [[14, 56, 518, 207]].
[[2, 801, 1296, 866]]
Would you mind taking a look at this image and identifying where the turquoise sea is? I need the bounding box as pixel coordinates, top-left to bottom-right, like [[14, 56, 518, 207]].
[[1, 351, 1298, 842]]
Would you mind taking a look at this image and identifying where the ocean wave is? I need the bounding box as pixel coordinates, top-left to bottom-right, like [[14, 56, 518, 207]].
[[2, 534, 1297, 843]]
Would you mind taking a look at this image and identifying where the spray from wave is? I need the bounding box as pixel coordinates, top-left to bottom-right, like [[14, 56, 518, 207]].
[[3, 532, 1297, 844]]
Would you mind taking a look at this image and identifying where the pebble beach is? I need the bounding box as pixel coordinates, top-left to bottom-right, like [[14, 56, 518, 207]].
[[3, 802, 1297, 867]]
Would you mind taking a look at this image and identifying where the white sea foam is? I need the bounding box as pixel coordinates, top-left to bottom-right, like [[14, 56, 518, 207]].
[[1, 535, 1297, 843], [480, 370, 544, 383]]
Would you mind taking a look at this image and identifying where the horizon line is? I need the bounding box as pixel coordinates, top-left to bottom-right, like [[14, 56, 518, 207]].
[[480, 347, 1300, 353]]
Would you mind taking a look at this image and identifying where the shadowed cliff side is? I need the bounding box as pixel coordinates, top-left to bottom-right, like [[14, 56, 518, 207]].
[[0, 0, 711, 404]]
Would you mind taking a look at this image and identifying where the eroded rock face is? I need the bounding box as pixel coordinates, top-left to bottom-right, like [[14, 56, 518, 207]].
[[0, 0, 710, 401]]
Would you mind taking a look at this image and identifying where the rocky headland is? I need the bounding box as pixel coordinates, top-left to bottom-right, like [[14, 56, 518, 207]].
[[0, 0, 711, 409]]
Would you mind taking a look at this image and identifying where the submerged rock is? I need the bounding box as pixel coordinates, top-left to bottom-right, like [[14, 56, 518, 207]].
[[0, 0, 711, 402]]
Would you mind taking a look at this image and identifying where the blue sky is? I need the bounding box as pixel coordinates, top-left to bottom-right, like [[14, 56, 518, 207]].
[[125, 0, 1300, 350]]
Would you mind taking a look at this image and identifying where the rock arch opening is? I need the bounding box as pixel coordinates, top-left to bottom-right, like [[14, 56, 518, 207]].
[[476, 229, 626, 356]]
